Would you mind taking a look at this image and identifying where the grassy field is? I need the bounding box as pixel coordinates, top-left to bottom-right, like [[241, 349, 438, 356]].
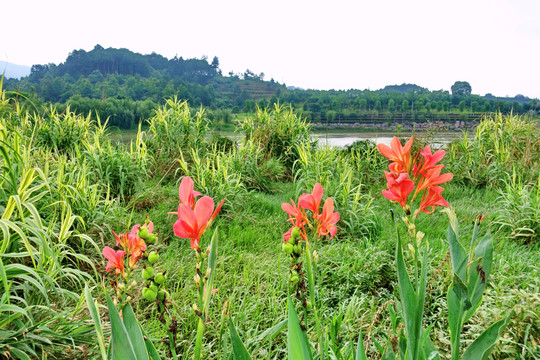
[[0, 95, 538, 359]]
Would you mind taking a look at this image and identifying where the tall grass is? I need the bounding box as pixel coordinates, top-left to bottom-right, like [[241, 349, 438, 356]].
[[447, 112, 539, 188], [240, 104, 313, 174]]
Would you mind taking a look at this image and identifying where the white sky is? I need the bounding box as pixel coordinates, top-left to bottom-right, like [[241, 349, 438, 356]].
[[2, 0, 539, 98]]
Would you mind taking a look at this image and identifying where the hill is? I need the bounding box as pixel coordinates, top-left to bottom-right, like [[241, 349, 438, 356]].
[[0, 61, 31, 79]]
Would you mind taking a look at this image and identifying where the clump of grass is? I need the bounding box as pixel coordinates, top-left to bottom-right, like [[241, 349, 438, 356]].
[[240, 104, 313, 174], [495, 172, 540, 244], [447, 112, 540, 188]]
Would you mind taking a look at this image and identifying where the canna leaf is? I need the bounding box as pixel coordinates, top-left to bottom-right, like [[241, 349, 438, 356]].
[[106, 293, 137, 360], [122, 303, 150, 360], [445, 210, 468, 280], [355, 328, 367, 360], [461, 314, 510, 360], [84, 285, 107, 360], [229, 317, 252, 360], [451, 273, 471, 311], [287, 298, 313, 360], [464, 232, 493, 322], [396, 235, 417, 358]]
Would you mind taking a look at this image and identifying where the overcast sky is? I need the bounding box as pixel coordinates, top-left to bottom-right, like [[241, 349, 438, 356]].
[[2, 0, 539, 98]]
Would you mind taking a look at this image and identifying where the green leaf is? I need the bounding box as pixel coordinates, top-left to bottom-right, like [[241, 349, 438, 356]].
[[287, 298, 313, 360], [203, 228, 219, 315], [229, 317, 252, 359], [122, 303, 150, 360], [451, 273, 471, 311], [446, 221, 468, 280], [464, 233, 493, 322], [85, 285, 107, 360], [355, 329, 367, 360], [106, 294, 137, 360], [139, 326, 161, 360], [395, 235, 417, 357], [257, 318, 287, 342], [462, 314, 511, 360]]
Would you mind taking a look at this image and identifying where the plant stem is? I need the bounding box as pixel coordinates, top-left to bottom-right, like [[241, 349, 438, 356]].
[[168, 329, 178, 359], [194, 317, 205, 360], [305, 241, 324, 359]]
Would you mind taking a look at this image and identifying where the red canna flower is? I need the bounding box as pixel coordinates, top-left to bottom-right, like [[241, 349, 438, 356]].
[[413, 146, 446, 178], [179, 176, 202, 210], [111, 225, 147, 268], [317, 198, 340, 238], [299, 183, 324, 219], [378, 136, 414, 174], [174, 196, 224, 250], [414, 165, 453, 196], [416, 186, 449, 216], [102, 246, 126, 275], [282, 199, 306, 228], [382, 171, 415, 207]]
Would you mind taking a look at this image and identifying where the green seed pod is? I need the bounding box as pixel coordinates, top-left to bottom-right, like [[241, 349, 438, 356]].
[[291, 227, 300, 239], [290, 275, 299, 284], [150, 283, 158, 294], [142, 266, 154, 280], [146, 234, 158, 244], [154, 273, 165, 285], [137, 226, 149, 239], [283, 242, 294, 254], [148, 251, 159, 265], [288, 236, 296, 246], [306, 301, 312, 311], [157, 289, 167, 301], [142, 288, 157, 302], [293, 245, 301, 254]]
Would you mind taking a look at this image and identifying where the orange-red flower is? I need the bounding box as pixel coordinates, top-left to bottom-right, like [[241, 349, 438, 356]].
[[378, 136, 414, 174], [102, 246, 126, 275], [416, 186, 449, 216], [174, 196, 224, 250], [112, 225, 147, 269], [299, 183, 324, 219], [414, 165, 453, 196], [413, 146, 446, 178], [179, 176, 202, 209], [282, 199, 305, 227], [317, 198, 340, 238], [382, 171, 415, 207]]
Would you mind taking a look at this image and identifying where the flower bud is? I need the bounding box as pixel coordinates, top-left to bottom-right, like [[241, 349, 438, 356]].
[[148, 251, 159, 265], [291, 227, 301, 239], [142, 288, 157, 302], [194, 273, 201, 286], [142, 266, 154, 280], [313, 250, 319, 263], [416, 231, 425, 247], [155, 273, 165, 285], [117, 283, 125, 292], [408, 243, 415, 256], [205, 268, 211, 277]]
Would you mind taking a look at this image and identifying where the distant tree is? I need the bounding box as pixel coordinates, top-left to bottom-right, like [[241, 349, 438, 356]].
[[451, 81, 472, 96], [471, 101, 479, 112], [458, 100, 466, 112], [375, 100, 382, 112], [388, 98, 395, 111], [483, 101, 492, 112], [402, 100, 409, 112]]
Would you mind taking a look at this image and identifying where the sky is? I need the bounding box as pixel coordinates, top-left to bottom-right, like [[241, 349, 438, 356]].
[[2, 0, 539, 98]]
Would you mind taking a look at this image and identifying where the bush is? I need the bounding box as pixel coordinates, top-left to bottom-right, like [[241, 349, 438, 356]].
[[446, 112, 539, 188]]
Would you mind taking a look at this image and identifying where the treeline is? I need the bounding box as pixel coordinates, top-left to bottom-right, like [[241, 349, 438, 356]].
[[4, 45, 538, 129]]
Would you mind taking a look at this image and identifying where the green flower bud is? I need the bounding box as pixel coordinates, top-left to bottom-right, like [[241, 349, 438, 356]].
[[137, 226, 149, 239], [283, 242, 294, 254], [148, 251, 159, 265], [154, 273, 165, 285], [142, 288, 157, 302], [142, 266, 154, 280], [291, 227, 300, 238]]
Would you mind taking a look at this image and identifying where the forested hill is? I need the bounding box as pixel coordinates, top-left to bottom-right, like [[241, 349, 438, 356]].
[[4, 45, 538, 129]]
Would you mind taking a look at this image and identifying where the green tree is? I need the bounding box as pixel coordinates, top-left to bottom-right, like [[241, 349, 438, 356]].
[[451, 81, 472, 96], [402, 100, 409, 112]]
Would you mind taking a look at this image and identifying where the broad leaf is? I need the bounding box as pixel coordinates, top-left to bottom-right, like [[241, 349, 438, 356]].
[[462, 314, 510, 360], [287, 298, 313, 360], [106, 294, 137, 360], [229, 318, 253, 360], [84, 285, 107, 360], [122, 303, 150, 360]]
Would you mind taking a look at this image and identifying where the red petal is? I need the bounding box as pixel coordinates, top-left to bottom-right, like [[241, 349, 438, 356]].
[[194, 196, 214, 229]]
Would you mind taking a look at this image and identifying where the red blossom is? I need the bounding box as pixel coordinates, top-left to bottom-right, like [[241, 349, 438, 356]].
[[102, 246, 126, 275], [317, 198, 340, 238], [179, 176, 202, 209], [378, 136, 414, 174], [416, 186, 449, 215], [382, 171, 415, 207], [299, 183, 324, 219]]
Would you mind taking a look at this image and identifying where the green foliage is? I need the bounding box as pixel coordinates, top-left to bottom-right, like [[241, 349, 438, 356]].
[[294, 144, 379, 239], [146, 98, 210, 177], [447, 112, 540, 188], [495, 172, 540, 244], [240, 104, 313, 173], [34, 106, 93, 153]]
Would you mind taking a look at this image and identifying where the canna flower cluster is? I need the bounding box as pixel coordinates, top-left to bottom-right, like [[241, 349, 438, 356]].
[[282, 183, 340, 243], [378, 137, 453, 217], [173, 177, 225, 251], [102, 220, 157, 277]]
